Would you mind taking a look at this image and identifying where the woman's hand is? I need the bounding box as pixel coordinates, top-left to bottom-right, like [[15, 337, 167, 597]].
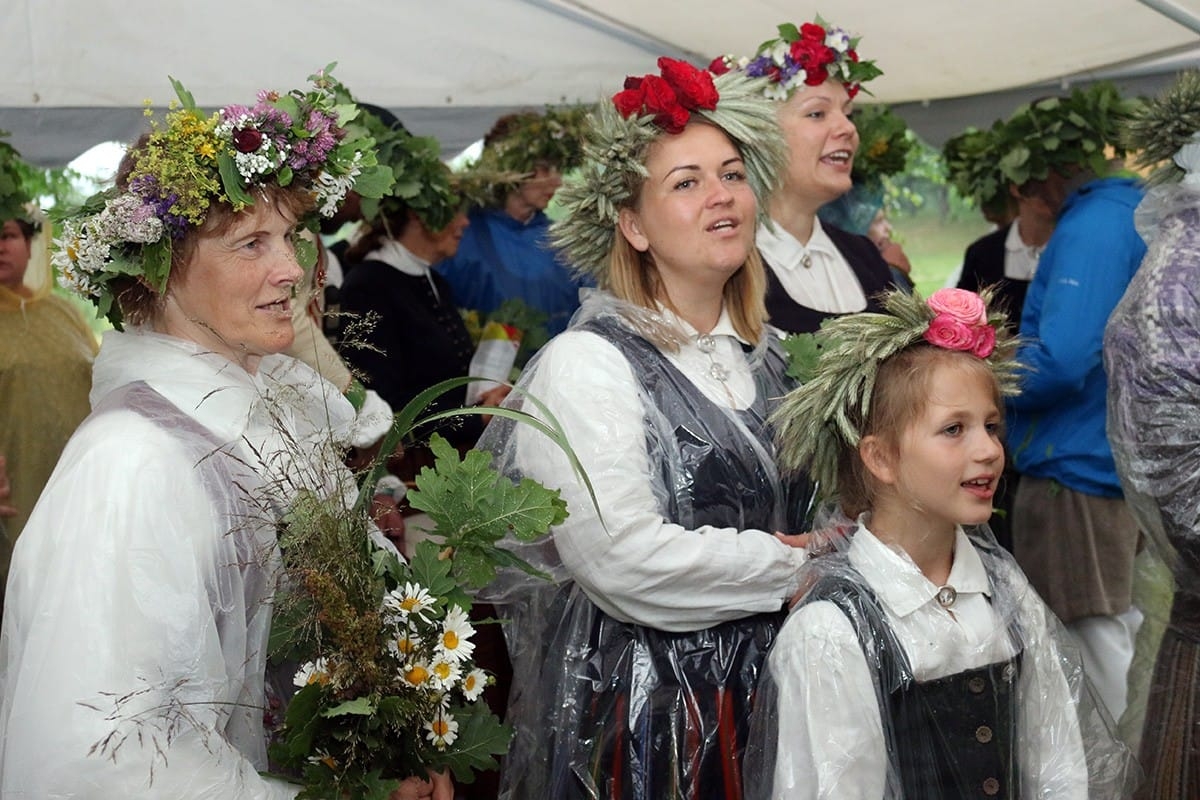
[[371, 492, 407, 553], [0, 455, 16, 518], [475, 384, 513, 425], [773, 531, 811, 549], [388, 769, 453, 800]]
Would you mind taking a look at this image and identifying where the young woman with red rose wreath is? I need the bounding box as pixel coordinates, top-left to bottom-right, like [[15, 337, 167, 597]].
[[476, 58, 816, 799]]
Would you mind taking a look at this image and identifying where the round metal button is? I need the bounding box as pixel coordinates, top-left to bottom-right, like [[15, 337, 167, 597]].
[[982, 777, 1000, 795], [968, 676, 986, 694], [975, 725, 993, 744]]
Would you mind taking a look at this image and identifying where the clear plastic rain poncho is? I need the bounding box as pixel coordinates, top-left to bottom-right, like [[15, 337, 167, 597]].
[[477, 290, 817, 799], [0, 328, 366, 799], [1105, 141, 1200, 795], [743, 518, 1139, 799]]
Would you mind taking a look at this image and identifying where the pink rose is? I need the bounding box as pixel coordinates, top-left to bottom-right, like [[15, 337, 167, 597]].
[[972, 324, 997, 358], [924, 315, 977, 352], [926, 288, 986, 326]]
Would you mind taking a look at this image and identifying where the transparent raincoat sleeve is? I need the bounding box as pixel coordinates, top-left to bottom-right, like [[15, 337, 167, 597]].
[[744, 524, 1138, 800], [475, 291, 814, 799]]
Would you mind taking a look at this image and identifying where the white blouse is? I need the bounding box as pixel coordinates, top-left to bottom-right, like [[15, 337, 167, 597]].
[[758, 217, 868, 314], [762, 523, 1088, 799], [508, 303, 807, 631]]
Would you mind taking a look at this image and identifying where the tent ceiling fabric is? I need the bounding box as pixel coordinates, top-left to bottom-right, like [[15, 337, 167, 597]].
[[1, 0, 1199, 165]]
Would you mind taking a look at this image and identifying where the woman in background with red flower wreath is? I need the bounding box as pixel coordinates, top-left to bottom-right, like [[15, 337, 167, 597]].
[[713, 19, 895, 335], [477, 58, 816, 799]]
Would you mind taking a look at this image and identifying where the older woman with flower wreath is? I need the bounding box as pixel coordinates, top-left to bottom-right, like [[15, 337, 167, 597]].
[[0, 73, 449, 800], [713, 19, 894, 334], [478, 58, 815, 799]]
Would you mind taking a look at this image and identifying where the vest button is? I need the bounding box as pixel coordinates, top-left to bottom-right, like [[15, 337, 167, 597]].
[[982, 777, 1000, 795], [975, 725, 993, 744], [968, 676, 986, 694]]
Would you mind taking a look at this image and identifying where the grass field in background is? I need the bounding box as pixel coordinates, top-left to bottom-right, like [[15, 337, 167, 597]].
[[890, 206, 994, 296]]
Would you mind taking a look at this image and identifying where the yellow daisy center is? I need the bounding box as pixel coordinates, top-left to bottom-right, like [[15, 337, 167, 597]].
[[396, 636, 415, 654], [434, 662, 453, 680], [405, 665, 430, 685], [442, 630, 459, 649], [432, 718, 451, 736], [400, 596, 421, 612]]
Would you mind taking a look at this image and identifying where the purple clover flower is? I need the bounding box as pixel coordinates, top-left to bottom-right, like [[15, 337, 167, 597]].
[[745, 55, 776, 78]]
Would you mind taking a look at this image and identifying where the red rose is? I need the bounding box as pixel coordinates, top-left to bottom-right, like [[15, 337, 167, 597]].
[[800, 22, 827, 43], [232, 128, 263, 153], [623, 75, 644, 91], [613, 84, 647, 118], [806, 64, 830, 86], [708, 55, 731, 76], [923, 315, 977, 352], [657, 57, 719, 111], [847, 84, 860, 100]]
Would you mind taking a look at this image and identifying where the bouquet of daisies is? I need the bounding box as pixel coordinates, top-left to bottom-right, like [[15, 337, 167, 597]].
[[268, 382, 574, 799]]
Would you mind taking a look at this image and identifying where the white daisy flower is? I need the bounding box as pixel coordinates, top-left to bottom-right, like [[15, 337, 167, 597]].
[[425, 710, 459, 750], [428, 657, 463, 691], [436, 606, 476, 663], [293, 657, 331, 688], [383, 582, 436, 622], [401, 660, 434, 689], [461, 668, 489, 702]]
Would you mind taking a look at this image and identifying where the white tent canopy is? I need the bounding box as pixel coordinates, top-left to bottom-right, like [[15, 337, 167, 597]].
[[2, 0, 1199, 165]]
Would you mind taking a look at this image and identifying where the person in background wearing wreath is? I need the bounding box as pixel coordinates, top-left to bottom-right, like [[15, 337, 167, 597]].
[[477, 58, 815, 799], [1004, 84, 1146, 724], [0, 136, 97, 615], [435, 107, 591, 337], [712, 19, 894, 335], [0, 73, 448, 800], [747, 287, 1135, 799], [338, 117, 510, 474], [1106, 69, 1200, 799]]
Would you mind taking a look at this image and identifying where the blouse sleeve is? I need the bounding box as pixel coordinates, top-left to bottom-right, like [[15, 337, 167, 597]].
[[0, 410, 297, 799], [748, 601, 888, 800], [514, 330, 806, 632]]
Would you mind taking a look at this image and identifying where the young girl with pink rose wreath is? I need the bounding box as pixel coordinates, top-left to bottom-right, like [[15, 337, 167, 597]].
[[745, 288, 1137, 799]]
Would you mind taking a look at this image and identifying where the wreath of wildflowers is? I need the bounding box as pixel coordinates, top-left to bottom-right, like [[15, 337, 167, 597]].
[[711, 19, 882, 102], [1122, 69, 1200, 186], [0, 132, 35, 229], [551, 57, 786, 281], [772, 288, 1021, 498], [460, 105, 591, 208], [52, 65, 394, 325]]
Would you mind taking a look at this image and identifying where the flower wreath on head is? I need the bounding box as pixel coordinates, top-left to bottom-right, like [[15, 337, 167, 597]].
[[458, 104, 592, 208], [772, 288, 1021, 502], [52, 64, 395, 327], [550, 56, 786, 283], [711, 19, 882, 102]]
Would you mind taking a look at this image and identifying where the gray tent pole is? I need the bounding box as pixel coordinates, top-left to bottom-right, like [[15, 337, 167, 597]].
[[1139, 0, 1200, 35]]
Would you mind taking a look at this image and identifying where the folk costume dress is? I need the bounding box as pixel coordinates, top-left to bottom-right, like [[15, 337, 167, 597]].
[[0, 328, 362, 799], [758, 217, 894, 335], [478, 290, 816, 800], [1106, 173, 1200, 798], [745, 522, 1138, 800]]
